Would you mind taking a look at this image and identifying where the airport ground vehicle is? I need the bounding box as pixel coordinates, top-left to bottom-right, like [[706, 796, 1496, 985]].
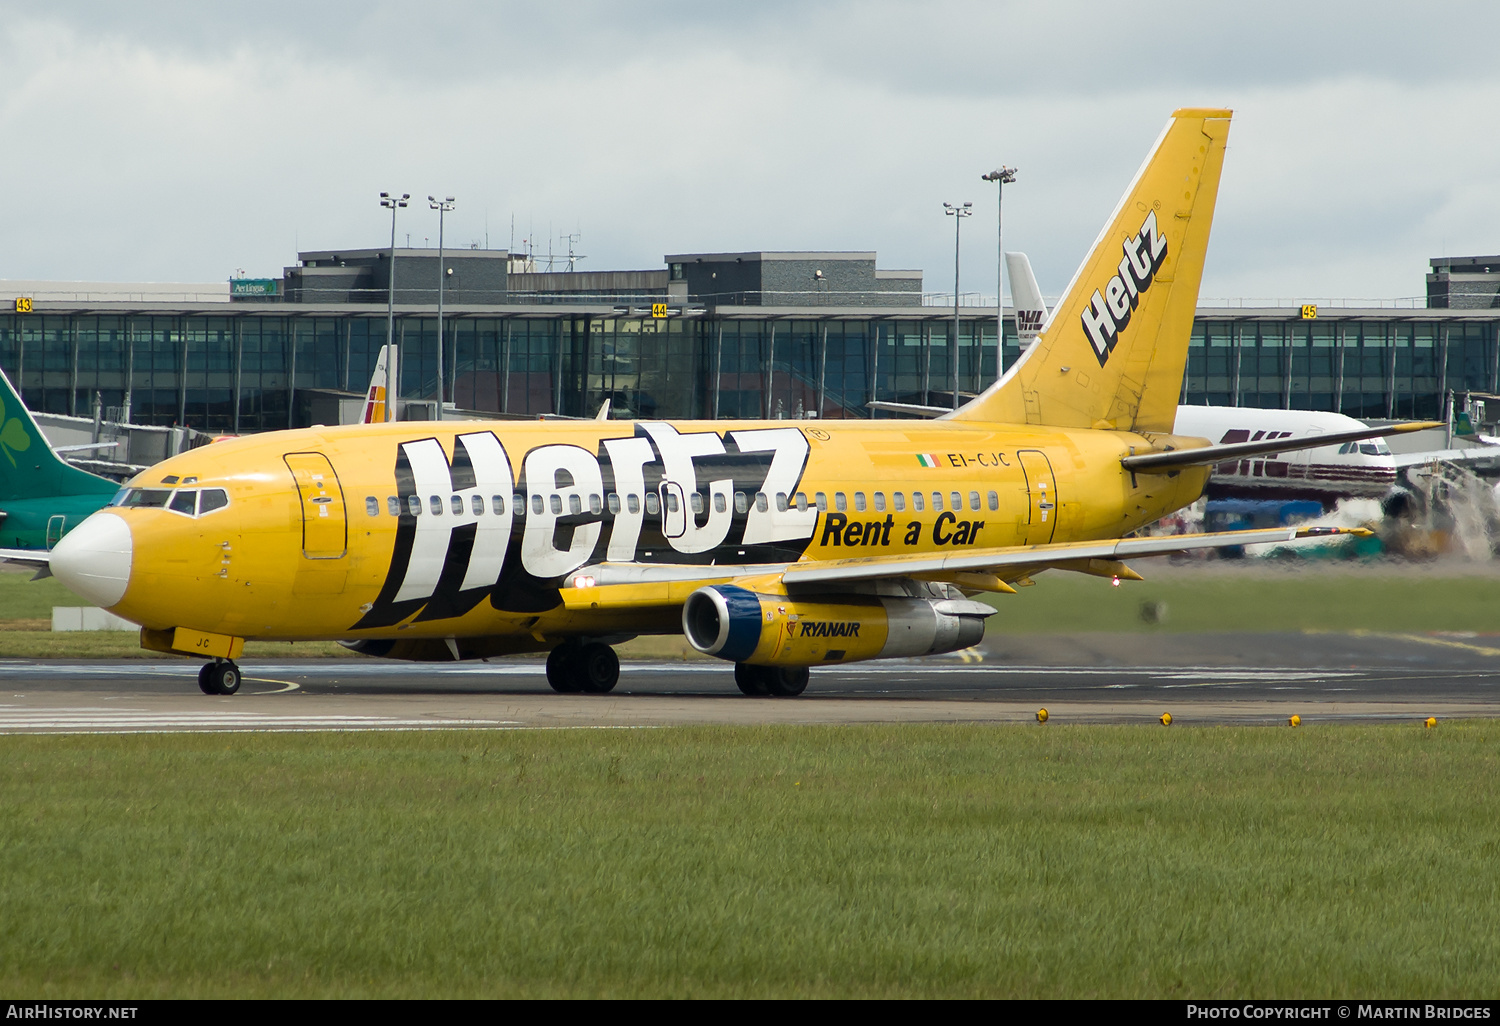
[[35, 109, 1427, 697]]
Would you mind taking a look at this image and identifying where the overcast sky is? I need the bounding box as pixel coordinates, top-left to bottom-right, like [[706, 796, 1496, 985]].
[[2, 1, 1498, 302]]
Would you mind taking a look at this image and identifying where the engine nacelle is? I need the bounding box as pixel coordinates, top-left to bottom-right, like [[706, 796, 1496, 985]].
[[681, 585, 993, 667]]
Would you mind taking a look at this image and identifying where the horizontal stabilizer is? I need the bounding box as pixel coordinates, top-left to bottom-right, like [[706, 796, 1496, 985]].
[[1122, 421, 1442, 472]]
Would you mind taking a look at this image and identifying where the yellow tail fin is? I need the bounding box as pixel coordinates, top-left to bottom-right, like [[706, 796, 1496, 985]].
[[954, 107, 1231, 431]]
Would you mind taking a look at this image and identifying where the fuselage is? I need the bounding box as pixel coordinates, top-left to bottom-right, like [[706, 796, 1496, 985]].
[[1174, 406, 1396, 502], [54, 418, 1208, 647]]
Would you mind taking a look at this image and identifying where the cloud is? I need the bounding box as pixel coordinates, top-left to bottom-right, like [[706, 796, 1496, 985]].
[[1, 2, 1497, 303]]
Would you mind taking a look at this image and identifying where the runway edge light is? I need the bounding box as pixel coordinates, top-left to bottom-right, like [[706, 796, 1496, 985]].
[[1036, 708, 1048, 723], [1289, 714, 1301, 727], [1425, 717, 1438, 729], [1159, 712, 1173, 727]]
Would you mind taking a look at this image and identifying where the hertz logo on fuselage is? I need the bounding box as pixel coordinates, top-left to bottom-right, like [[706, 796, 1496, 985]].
[[1079, 209, 1168, 366]]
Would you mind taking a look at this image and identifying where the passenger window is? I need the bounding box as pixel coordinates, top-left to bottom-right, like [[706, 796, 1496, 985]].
[[734, 491, 748, 514], [452, 495, 464, 515], [893, 492, 905, 512], [531, 494, 545, 515], [169, 490, 197, 515], [714, 492, 727, 514], [566, 494, 580, 515], [589, 494, 603, 515], [366, 497, 379, 517], [776, 492, 789, 512], [873, 492, 886, 512], [970, 491, 981, 511], [932, 492, 943, 511], [388, 496, 401, 516], [912, 491, 924, 512], [814, 492, 827, 511], [199, 489, 229, 515], [493, 495, 506, 515], [834, 492, 847, 512], [794, 492, 808, 512], [409, 495, 423, 516], [755, 492, 769, 513], [430, 496, 443, 516], [690, 492, 704, 514], [514, 493, 527, 516], [645, 492, 660, 515], [472, 495, 485, 516], [665, 492, 680, 513], [951, 492, 962, 511], [627, 494, 641, 515], [988, 490, 999, 511], [607, 493, 621, 514]]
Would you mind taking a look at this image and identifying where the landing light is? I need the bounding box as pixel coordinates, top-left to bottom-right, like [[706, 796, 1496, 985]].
[[571, 574, 597, 589], [1111, 576, 1121, 587]]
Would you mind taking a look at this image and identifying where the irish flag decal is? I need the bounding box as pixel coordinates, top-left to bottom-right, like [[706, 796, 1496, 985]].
[[916, 453, 940, 468]]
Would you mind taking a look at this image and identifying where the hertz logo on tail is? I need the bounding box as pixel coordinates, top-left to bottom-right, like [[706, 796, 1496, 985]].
[[1079, 210, 1168, 366]]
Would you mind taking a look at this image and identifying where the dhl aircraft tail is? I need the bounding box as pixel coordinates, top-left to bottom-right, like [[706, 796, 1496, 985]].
[[954, 107, 1231, 432], [361, 345, 394, 424]]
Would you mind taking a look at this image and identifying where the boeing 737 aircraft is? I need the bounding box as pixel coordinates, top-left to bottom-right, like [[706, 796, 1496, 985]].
[[32, 109, 1434, 698]]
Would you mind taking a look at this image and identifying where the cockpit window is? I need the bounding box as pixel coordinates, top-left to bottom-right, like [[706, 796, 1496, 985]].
[[113, 486, 229, 517], [116, 488, 171, 508]]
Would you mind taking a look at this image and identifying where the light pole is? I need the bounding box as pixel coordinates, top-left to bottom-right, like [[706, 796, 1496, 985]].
[[943, 201, 972, 410], [379, 191, 409, 422], [429, 195, 455, 421], [981, 166, 1016, 378]]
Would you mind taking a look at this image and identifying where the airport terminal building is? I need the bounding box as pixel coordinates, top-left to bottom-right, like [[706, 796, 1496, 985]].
[[1, 250, 1498, 437]]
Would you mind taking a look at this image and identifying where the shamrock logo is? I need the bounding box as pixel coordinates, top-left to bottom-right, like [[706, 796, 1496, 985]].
[[0, 394, 32, 468]]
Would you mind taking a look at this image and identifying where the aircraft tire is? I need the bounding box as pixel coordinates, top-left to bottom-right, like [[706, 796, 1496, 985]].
[[546, 644, 584, 694], [766, 667, 809, 698], [577, 642, 619, 694], [733, 663, 771, 696], [212, 661, 241, 696], [197, 663, 218, 695]]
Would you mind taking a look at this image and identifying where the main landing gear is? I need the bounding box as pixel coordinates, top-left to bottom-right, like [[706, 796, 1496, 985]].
[[197, 659, 242, 696], [734, 664, 809, 698], [546, 641, 620, 694]]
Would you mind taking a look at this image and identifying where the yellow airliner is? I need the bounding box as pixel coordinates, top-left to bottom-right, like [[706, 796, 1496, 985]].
[[33, 109, 1431, 697]]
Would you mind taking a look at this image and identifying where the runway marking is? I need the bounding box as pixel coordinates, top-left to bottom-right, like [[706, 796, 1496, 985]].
[[1301, 628, 1500, 658], [247, 677, 302, 695], [0, 708, 516, 734]]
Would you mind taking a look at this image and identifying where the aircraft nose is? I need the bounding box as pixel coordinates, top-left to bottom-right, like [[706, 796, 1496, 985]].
[[50, 512, 133, 607]]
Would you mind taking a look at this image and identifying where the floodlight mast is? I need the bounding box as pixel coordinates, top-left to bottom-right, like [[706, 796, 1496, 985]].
[[944, 202, 973, 410], [429, 195, 456, 421], [981, 167, 1017, 378], [379, 192, 410, 423]]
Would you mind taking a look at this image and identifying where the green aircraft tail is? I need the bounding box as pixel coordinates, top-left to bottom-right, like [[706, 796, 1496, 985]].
[[0, 368, 119, 503]]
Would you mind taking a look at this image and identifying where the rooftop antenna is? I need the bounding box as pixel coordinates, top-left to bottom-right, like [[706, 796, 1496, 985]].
[[562, 232, 583, 272]]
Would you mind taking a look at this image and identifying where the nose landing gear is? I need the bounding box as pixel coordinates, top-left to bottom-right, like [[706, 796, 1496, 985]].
[[197, 659, 242, 696], [545, 641, 620, 694]]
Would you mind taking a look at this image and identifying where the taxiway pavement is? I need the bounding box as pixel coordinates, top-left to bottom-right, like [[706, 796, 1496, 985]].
[[0, 631, 1497, 733]]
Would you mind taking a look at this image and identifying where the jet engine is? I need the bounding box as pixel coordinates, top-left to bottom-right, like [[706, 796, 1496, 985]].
[[681, 584, 993, 667]]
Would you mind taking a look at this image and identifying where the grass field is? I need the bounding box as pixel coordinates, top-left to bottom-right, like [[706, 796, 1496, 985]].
[[985, 566, 1500, 635], [3, 724, 1498, 998]]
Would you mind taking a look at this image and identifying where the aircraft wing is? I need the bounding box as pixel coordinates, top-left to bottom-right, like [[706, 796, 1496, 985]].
[[573, 525, 1368, 600], [777, 525, 1366, 586], [0, 548, 53, 580], [1122, 421, 1441, 471]]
